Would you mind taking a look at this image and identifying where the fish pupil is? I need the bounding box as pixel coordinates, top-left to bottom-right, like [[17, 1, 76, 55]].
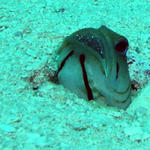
[[115, 39, 129, 55]]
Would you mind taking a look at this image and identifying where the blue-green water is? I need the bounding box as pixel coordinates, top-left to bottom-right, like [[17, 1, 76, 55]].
[[0, 0, 150, 149]]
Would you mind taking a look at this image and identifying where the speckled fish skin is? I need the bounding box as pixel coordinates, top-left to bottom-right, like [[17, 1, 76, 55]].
[[56, 25, 131, 109]]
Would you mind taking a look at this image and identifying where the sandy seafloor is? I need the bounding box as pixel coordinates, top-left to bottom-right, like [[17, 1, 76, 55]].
[[0, 0, 150, 149]]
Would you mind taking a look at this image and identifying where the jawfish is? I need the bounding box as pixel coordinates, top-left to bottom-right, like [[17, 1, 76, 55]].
[[55, 25, 131, 109]]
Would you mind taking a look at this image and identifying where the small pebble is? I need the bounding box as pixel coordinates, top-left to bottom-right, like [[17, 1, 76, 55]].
[[14, 31, 23, 39]]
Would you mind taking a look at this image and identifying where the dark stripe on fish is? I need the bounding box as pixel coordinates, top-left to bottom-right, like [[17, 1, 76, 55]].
[[80, 54, 93, 100]]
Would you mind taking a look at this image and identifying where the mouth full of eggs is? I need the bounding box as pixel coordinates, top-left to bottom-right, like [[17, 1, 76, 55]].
[[55, 25, 131, 109]]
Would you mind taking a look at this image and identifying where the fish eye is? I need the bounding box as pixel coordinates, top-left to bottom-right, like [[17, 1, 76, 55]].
[[115, 38, 129, 55]]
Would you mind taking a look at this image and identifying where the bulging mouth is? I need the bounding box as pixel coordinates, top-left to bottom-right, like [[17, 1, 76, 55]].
[[111, 92, 131, 109], [110, 84, 131, 105], [113, 84, 131, 95]]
